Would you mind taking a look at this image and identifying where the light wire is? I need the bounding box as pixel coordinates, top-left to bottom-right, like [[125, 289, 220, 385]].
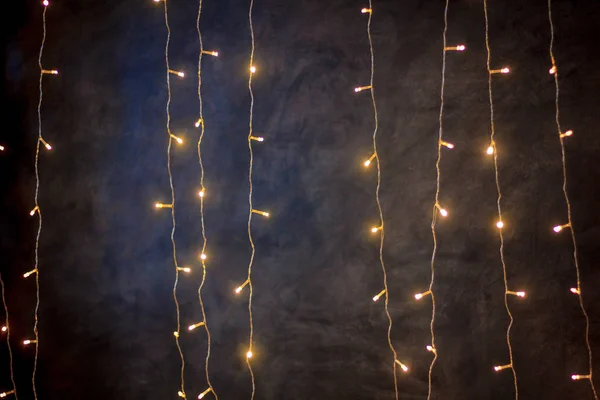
[[196, 0, 218, 398], [547, 1, 598, 397], [0, 275, 18, 400], [483, 0, 519, 398]]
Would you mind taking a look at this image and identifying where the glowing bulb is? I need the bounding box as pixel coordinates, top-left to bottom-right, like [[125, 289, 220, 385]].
[[572, 374, 591, 381], [372, 289, 386, 302], [169, 70, 185, 78], [41, 69, 58, 75], [200, 253, 207, 261], [364, 153, 376, 167], [23, 340, 37, 346], [553, 223, 570, 233], [235, 279, 250, 294], [252, 209, 270, 217], [501, 68, 510, 74], [250, 66, 257, 74], [0, 390, 15, 398], [394, 359, 409, 372], [43, 0, 49, 6], [250, 136, 264, 142], [435, 203, 448, 217], [494, 364, 511, 372], [170, 134, 184, 144], [1, 326, 6, 332], [361, 7, 372, 13], [201, 50, 219, 57], [0, 145, 4, 151], [40, 138, 52, 150], [496, 221, 504, 229], [173, 331, 180, 338], [23, 269, 38, 278], [414, 290, 432, 300], [440, 141, 454, 149], [371, 225, 382, 234], [490, 67, 510, 75], [456, 44, 466, 51], [246, 350, 253, 358], [153, 0, 161, 2], [198, 388, 212, 399], [195, 118, 203, 128], [29, 206, 39, 216], [560, 130, 573, 138], [177, 267, 191, 273], [507, 290, 526, 298], [486, 145, 494, 155], [354, 85, 372, 93], [426, 345, 437, 354], [155, 203, 172, 209], [570, 287, 580, 295], [178, 391, 186, 398], [198, 189, 205, 198], [549, 66, 557, 74], [188, 322, 205, 331]]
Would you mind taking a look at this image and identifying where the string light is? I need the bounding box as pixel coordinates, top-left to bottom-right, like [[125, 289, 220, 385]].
[[394, 359, 409, 373], [200, 50, 219, 57], [372, 289, 386, 302], [426, 345, 437, 354], [246, 350, 253, 359], [249, 65, 256, 74], [169, 134, 184, 144], [548, 1, 597, 395], [0, 145, 4, 151], [414, 290, 432, 300], [483, 0, 520, 396], [357, 7, 404, 387], [251, 209, 270, 217], [197, 388, 213, 399], [156, 0, 187, 397], [168, 69, 185, 78], [199, 253, 207, 261], [1, 273, 17, 399], [198, 189, 206, 198], [486, 141, 496, 155], [235, 279, 250, 294], [195, 118, 203, 128], [249, 136, 264, 142], [176, 267, 191, 273], [506, 291, 526, 298], [444, 44, 466, 51], [572, 375, 592, 381], [440, 140, 454, 149], [30, 206, 40, 216], [354, 85, 372, 93], [29, 3, 55, 397], [489, 67, 510, 74], [23, 269, 38, 278], [188, 322, 206, 331], [434, 203, 448, 217], [559, 129, 573, 138], [553, 223, 570, 233], [178, 391, 186, 398], [549, 66, 557, 75]]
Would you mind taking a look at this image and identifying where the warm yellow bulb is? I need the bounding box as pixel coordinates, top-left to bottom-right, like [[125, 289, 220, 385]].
[[496, 221, 504, 229], [372, 289, 386, 302], [155, 202, 172, 209], [516, 291, 525, 298], [177, 267, 191, 273], [23, 269, 38, 278], [235, 279, 250, 294], [173, 331, 180, 338], [394, 359, 409, 372], [250, 136, 264, 142], [43, 0, 49, 6], [501, 67, 510, 74], [570, 287, 580, 295], [188, 322, 205, 331], [199, 189, 205, 198], [440, 141, 454, 149], [23, 340, 37, 346], [0, 390, 15, 398], [560, 130, 573, 138], [1, 326, 6, 332], [494, 364, 511, 372], [456, 44, 466, 51], [198, 388, 212, 399], [414, 290, 431, 300], [195, 118, 203, 128], [235, 286, 243, 294], [250, 66, 257, 74], [572, 374, 590, 381], [426, 345, 436, 353], [486, 145, 494, 155], [178, 391, 186, 398], [354, 85, 372, 93], [201, 50, 219, 57], [361, 7, 372, 13], [246, 350, 253, 358], [0, 145, 4, 151], [554, 223, 570, 233], [252, 209, 270, 218], [29, 206, 39, 216], [549, 66, 557, 74], [200, 253, 207, 261], [439, 208, 448, 217], [364, 160, 371, 167], [170, 134, 183, 144]]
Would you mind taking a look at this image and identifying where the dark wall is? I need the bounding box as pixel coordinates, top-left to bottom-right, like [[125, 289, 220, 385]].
[[1, 0, 600, 399]]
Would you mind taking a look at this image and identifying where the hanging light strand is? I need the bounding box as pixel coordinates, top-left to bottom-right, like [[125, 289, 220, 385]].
[[483, 1, 519, 397], [0, 276, 17, 400], [363, 2, 402, 397], [160, 0, 186, 397], [547, 1, 598, 397], [244, 0, 257, 398], [195, 0, 218, 398]]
